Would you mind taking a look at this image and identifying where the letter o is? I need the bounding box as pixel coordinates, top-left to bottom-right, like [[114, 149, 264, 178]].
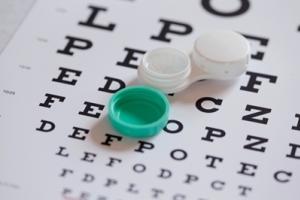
[[201, 0, 250, 17]]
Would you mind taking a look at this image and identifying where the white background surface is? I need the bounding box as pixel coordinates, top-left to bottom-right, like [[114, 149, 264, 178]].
[[0, 0, 35, 52]]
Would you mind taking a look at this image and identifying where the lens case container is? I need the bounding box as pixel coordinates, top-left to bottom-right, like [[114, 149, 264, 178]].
[[138, 30, 251, 93]]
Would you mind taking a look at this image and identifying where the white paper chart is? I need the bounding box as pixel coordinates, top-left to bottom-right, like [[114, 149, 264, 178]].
[[0, 0, 300, 199]]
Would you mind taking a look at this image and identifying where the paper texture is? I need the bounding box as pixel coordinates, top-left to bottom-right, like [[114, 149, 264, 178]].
[[0, 0, 299, 199]]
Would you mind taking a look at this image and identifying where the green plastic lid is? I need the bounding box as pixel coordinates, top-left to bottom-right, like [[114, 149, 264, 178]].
[[108, 86, 169, 138]]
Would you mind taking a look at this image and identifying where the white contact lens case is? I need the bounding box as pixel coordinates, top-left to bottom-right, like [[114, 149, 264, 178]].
[[138, 30, 251, 93]]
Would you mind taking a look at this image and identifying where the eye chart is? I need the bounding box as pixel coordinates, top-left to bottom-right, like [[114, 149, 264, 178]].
[[0, 0, 300, 199]]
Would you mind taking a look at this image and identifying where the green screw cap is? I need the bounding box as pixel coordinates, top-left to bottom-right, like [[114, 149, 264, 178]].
[[108, 86, 169, 138]]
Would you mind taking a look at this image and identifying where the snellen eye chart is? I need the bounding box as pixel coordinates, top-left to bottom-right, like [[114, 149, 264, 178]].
[[0, 0, 299, 199]]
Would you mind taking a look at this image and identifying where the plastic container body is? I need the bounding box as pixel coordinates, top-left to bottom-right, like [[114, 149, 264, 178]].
[[138, 47, 191, 93]]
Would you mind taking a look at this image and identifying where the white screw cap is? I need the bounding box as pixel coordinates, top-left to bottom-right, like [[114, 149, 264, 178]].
[[192, 30, 250, 79]]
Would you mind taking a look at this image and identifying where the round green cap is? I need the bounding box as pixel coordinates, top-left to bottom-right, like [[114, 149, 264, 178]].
[[108, 86, 169, 138]]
